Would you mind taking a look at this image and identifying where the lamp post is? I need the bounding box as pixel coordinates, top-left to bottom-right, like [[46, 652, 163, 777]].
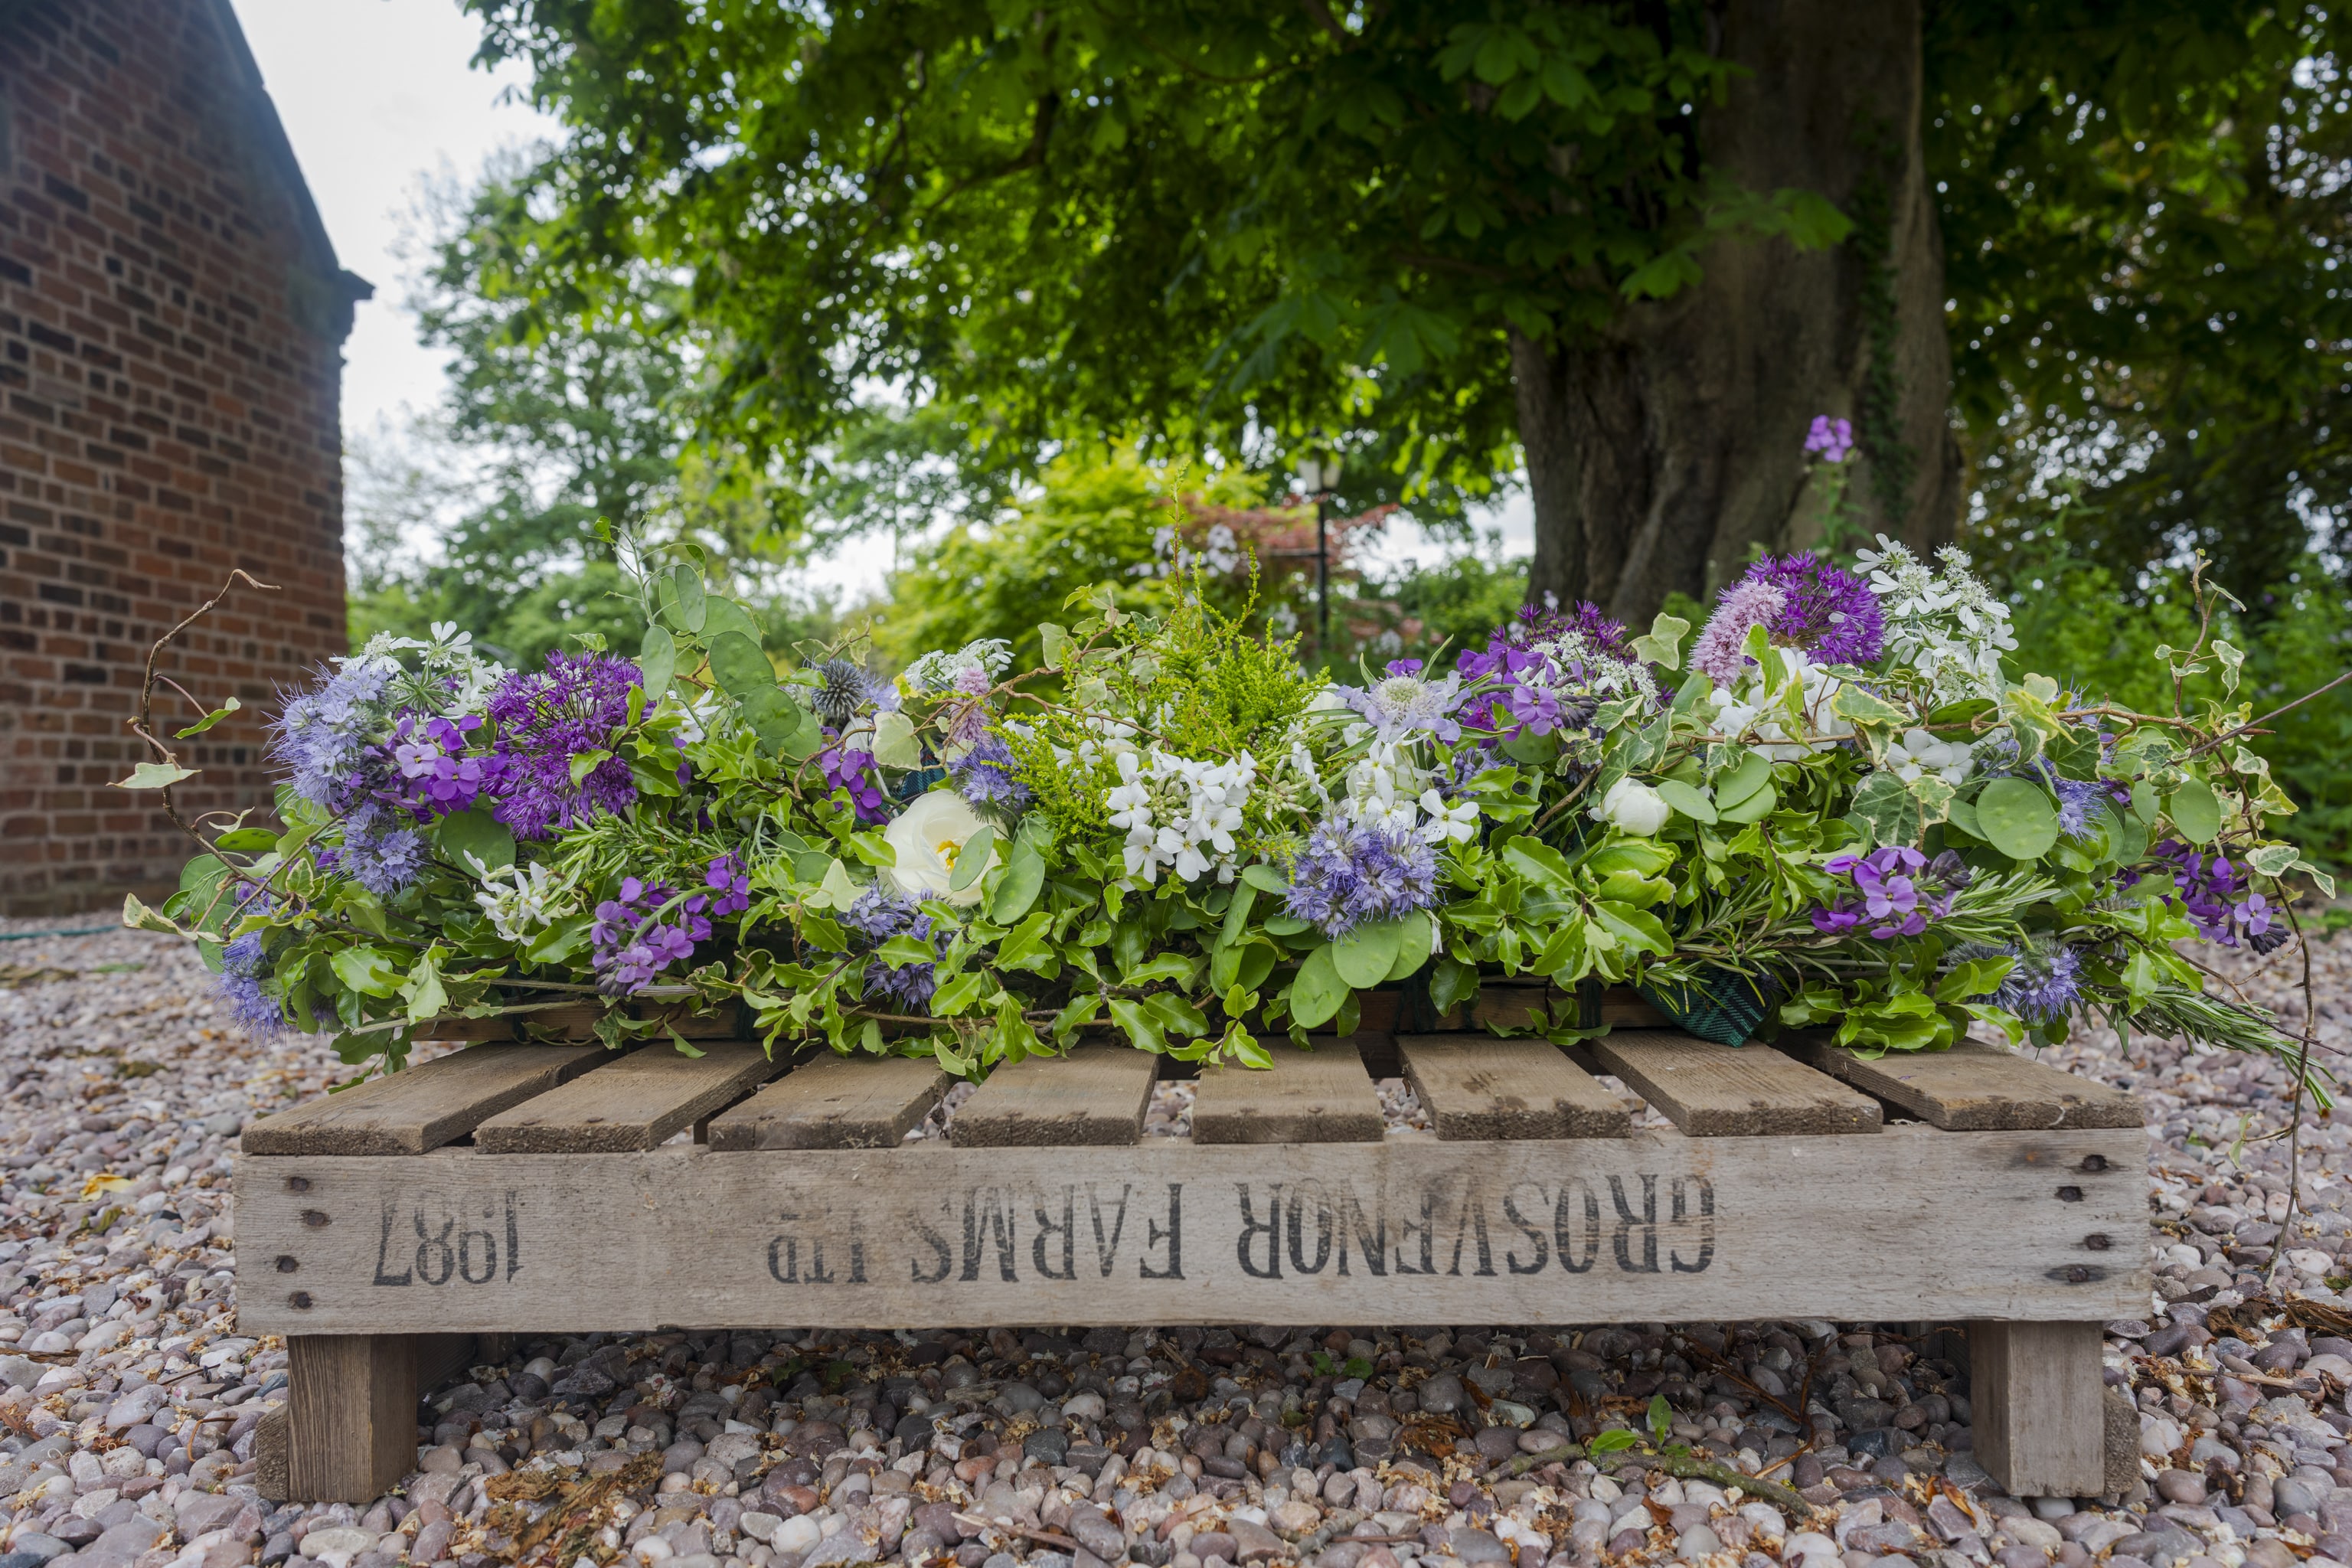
[[1296, 452, 1342, 663]]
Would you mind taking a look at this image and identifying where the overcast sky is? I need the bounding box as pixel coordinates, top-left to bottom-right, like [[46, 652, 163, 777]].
[[227, 0, 1527, 596]]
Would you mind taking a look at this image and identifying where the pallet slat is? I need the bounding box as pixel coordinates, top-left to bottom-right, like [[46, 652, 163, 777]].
[[234, 1124, 2150, 1332], [955, 1045, 1158, 1147], [1783, 1037, 2145, 1130], [1589, 1031, 1880, 1137], [707, 1056, 949, 1151], [474, 1044, 777, 1153], [243, 1044, 606, 1156], [1397, 1035, 1631, 1140], [1192, 1041, 1383, 1143]]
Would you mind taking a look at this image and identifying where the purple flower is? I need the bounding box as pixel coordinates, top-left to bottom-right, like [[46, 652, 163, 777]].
[[704, 853, 752, 918], [821, 743, 890, 823], [484, 652, 642, 841], [951, 734, 1031, 809], [273, 659, 397, 815], [391, 714, 487, 818], [590, 875, 710, 996], [2151, 838, 2275, 947], [1514, 600, 1638, 663], [214, 930, 283, 1037], [1958, 937, 2083, 1024], [1693, 554, 1884, 684], [1282, 817, 1439, 941], [1384, 658, 1425, 678], [338, 825, 432, 897], [1810, 846, 1971, 940], [1804, 415, 1854, 464], [841, 887, 939, 1011]]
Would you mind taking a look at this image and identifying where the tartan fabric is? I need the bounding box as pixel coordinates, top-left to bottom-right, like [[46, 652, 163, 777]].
[[1635, 969, 1778, 1047]]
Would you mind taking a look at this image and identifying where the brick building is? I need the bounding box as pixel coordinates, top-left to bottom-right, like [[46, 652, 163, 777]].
[[0, 0, 365, 915]]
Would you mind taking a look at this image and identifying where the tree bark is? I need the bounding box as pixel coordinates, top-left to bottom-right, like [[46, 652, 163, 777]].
[[1520, 0, 1961, 626]]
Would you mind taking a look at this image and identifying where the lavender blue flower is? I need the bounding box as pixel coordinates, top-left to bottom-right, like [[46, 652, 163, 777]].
[[841, 886, 939, 1011], [338, 825, 432, 898], [1958, 936, 2083, 1024], [950, 734, 1031, 809], [214, 930, 283, 1037], [273, 659, 396, 815], [1282, 818, 1439, 940], [484, 652, 642, 841], [1334, 670, 1465, 743]]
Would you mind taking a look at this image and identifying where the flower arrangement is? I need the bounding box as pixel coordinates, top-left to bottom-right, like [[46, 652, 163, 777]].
[[125, 516, 2334, 1085]]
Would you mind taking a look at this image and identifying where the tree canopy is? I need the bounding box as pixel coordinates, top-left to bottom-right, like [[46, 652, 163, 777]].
[[446, 0, 2352, 603]]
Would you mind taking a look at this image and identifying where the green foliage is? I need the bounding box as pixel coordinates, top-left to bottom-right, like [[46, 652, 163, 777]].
[[1930, 2, 2352, 601], [459, 0, 1805, 509], [2000, 535, 2352, 867]]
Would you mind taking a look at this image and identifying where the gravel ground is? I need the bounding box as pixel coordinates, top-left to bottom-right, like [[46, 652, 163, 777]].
[[0, 919, 2345, 1568]]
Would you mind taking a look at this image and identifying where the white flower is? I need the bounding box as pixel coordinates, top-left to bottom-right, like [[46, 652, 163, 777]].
[[882, 790, 1000, 907], [900, 638, 1014, 697], [469, 859, 577, 943], [1417, 789, 1478, 844], [1860, 534, 2018, 704], [1886, 726, 1975, 786], [1592, 777, 1673, 837], [1102, 748, 1259, 886]]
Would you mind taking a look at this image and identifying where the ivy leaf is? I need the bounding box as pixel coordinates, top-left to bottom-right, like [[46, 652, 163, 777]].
[[872, 710, 922, 769], [1628, 611, 1688, 671], [330, 946, 403, 999], [114, 762, 196, 790], [174, 697, 242, 738]]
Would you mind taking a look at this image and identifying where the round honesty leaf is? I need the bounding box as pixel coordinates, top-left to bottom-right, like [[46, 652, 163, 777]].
[[1653, 779, 1717, 825], [1333, 918, 1404, 988], [1383, 910, 1436, 983], [1974, 777, 2059, 861], [1289, 944, 1348, 1030], [2166, 778, 2223, 845]]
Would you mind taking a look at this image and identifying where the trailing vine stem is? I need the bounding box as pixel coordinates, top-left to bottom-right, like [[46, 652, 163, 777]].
[[127, 570, 280, 852]]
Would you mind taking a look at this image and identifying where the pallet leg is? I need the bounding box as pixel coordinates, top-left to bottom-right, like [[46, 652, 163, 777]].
[[286, 1334, 420, 1504], [1968, 1321, 2105, 1497]]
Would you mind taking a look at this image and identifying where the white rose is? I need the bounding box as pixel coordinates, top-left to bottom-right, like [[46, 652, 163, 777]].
[[881, 790, 1001, 907], [1592, 776, 1673, 837]]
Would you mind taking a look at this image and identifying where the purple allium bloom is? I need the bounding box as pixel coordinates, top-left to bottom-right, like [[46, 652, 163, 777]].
[[1516, 599, 1638, 663], [215, 930, 283, 1037], [1693, 555, 1883, 684], [821, 743, 890, 823], [1690, 577, 1789, 687], [391, 714, 487, 818], [1749, 554, 1883, 666], [704, 853, 752, 918], [338, 825, 432, 897], [1336, 670, 1465, 743], [1811, 846, 1971, 939], [841, 887, 939, 1011], [1282, 817, 1439, 941], [273, 659, 397, 815], [484, 652, 641, 841], [1804, 415, 1854, 463], [950, 734, 1031, 809], [590, 876, 710, 996]]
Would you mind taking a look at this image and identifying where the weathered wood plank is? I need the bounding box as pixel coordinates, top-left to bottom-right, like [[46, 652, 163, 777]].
[[1191, 1041, 1383, 1143], [1419, 984, 1668, 1034], [955, 1046, 1158, 1147], [423, 1001, 739, 1043], [474, 1044, 777, 1153], [235, 1124, 2147, 1331], [286, 1334, 416, 1503], [243, 1044, 606, 1156], [1784, 1037, 2146, 1130], [1589, 1031, 1880, 1136], [1968, 1320, 2108, 1496], [1397, 1035, 1631, 1141], [708, 1056, 949, 1151]]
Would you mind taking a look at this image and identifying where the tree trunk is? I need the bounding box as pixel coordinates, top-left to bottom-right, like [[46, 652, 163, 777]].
[[1520, 0, 1961, 626]]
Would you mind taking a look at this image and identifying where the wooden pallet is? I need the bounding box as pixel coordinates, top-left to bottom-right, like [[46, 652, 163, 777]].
[[236, 1028, 2148, 1504]]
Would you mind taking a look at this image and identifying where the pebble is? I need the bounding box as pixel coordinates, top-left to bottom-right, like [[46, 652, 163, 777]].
[[0, 923, 2343, 1568]]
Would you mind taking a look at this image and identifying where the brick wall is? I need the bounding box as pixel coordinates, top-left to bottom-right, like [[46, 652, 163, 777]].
[[0, 0, 363, 916]]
